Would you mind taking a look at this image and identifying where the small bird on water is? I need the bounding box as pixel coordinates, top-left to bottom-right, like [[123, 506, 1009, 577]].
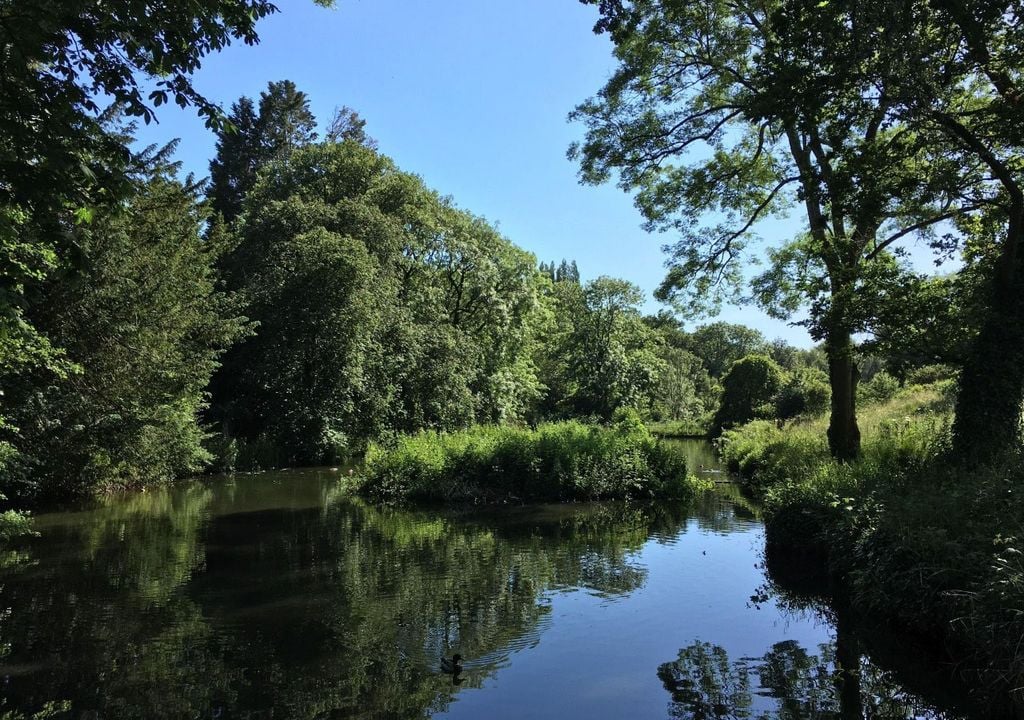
[[440, 654, 463, 675]]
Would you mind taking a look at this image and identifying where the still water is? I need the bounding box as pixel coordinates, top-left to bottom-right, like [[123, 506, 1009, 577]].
[[0, 442, 963, 719]]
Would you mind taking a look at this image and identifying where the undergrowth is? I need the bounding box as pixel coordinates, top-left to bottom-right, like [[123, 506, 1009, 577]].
[[718, 382, 1024, 713], [352, 414, 700, 504]]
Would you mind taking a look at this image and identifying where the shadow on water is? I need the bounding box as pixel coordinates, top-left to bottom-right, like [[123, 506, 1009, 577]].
[[731, 543, 987, 719], [0, 454, 988, 719]]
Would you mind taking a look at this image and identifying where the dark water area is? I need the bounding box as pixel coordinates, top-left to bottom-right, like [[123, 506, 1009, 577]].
[[0, 441, 970, 719]]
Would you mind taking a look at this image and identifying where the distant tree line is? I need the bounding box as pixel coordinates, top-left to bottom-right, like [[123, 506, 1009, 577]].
[[0, 48, 828, 504]]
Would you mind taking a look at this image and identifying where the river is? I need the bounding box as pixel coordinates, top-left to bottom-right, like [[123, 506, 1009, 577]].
[[0, 440, 969, 719]]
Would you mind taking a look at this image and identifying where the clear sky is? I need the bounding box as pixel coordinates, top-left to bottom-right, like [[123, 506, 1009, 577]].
[[134, 0, 814, 345]]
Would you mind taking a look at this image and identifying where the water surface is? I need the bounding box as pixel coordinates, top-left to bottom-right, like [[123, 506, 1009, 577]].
[[0, 448, 964, 719]]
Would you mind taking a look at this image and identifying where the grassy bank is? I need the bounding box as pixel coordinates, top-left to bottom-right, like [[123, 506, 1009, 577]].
[[351, 417, 701, 504], [718, 382, 1024, 713], [646, 419, 709, 438]]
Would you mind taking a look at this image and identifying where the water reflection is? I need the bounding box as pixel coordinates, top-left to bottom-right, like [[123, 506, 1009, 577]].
[[0, 468, 968, 719], [0, 473, 697, 718], [658, 637, 949, 719]]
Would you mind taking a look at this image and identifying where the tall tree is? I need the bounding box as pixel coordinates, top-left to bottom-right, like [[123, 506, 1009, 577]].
[[209, 140, 546, 465], [2, 149, 244, 501], [886, 0, 1024, 463], [208, 81, 319, 227], [571, 0, 975, 459], [745, 0, 1023, 462], [326, 106, 378, 149], [208, 97, 262, 225], [0, 0, 331, 488], [256, 80, 319, 161], [561, 277, 666, 420]]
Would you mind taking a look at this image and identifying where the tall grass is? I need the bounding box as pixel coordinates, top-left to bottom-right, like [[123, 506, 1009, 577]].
[[352, 418, 696, 504], [718, 381, 1024, 713], [647, 418, 710, 438]]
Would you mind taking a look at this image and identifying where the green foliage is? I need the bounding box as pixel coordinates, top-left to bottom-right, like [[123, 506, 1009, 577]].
[[354, 420, 692, 504], [209, 138, 546, 467], [775, 368, 831, 421], [208, 80, 320, 224], [712, 354, 784, 434], [0, 2, 323, 476], [684, 323, 767, 379], [646, 419, 710, 438], [533, 275, 668, 423], [571, 0, 997, 461], [718, 383, 1024, 712], [2, 167, 244, 501], [858, 371, 900, 404], [651, 345, 715, 429]]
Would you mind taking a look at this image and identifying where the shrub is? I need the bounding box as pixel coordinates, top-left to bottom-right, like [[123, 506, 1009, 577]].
[[352, 419, 693, 504], [858, 370, 900, 403], [712, 354, 784, 435], [774, 369, 830, 420]]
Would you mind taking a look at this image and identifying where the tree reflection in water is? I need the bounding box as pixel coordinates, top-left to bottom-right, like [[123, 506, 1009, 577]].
[[658, 636, 952, 719], [0, 474, 694, 719]]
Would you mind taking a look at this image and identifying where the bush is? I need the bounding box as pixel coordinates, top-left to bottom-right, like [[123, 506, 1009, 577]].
[[774, 369, 830, 420], [712, 354, 784, 435], [352, 419, 694, 504], [858, 370, 900, 403]]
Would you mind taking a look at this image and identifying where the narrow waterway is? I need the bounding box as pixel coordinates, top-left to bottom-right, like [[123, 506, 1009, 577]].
[[0, 441, 965, 719]]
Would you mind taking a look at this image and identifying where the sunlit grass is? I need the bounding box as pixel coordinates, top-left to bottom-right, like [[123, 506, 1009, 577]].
[[351, 418, 699, 504]]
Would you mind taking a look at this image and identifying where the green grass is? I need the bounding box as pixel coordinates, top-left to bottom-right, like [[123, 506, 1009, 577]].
[[647, 419, 710, 438], [351, 418, 700, 504], [717, 381, 1024, 714]]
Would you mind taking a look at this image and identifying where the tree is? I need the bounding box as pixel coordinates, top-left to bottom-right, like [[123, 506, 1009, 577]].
[[326, 106, 378, 149], [208, 81, 320, 227], [775, 368, 831, 421], [654, 345, 715, 423], [0, 0, 330, 348], [0, 1, 331, 497], [559, 277, 667, 420], [256, 80, 319, 161], [571, 0, 978, 460], [208, 97, 262, 225], [712, 354, 784, 434], [686, 323, 767, 379], [875, 0, 1024, 464], [2, 156, 245, 501], [209, 140, 547, 465]]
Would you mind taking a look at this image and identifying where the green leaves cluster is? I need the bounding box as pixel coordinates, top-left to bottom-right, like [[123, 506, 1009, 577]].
[[209, 133, 547, 467], [1, 158, 246, 501]]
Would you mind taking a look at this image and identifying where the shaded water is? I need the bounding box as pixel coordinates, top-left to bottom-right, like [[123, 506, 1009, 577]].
[[0, 442, 966, 719]]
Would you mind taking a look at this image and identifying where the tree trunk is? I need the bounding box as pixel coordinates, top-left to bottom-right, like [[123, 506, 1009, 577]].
[[952, 210, 1024, 465], [826, 329, 861, 461]]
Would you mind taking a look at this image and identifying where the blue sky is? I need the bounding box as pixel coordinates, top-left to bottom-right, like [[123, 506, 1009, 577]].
[[134, 0, 814, 345]]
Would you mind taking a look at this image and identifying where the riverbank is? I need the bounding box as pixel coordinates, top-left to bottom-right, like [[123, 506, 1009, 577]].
[[718, 382, 1024, 716], [646, 419, 709, 439], [350, 417, 704, 504]]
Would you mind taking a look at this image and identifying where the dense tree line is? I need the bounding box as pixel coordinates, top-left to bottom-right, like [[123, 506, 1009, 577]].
[[0, 41, 821, 504], [5, 0, 1016, 510]]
